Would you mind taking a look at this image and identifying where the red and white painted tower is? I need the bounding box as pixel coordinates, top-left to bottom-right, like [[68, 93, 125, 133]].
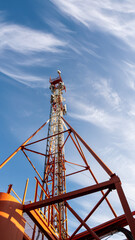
[[43, 70, 67, 238]]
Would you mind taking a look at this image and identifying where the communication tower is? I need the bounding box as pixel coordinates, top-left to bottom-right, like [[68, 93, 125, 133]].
[[43, 70, 67, 238], [0, 71, 135, 240]]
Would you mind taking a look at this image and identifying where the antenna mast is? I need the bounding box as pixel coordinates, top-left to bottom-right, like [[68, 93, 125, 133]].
[[43, 70, 67, 238]]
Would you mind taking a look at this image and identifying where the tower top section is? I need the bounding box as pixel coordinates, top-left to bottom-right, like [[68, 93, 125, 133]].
[[49, 70, 66, 92]]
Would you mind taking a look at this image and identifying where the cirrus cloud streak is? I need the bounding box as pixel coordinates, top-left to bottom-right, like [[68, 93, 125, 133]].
[[51, 0, 135, 50], [0, 21, 66, 54]]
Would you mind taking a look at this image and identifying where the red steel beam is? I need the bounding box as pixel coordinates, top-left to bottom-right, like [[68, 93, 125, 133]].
[[27, 209, 58, 240], [70, 189, 111, 240], [62, 118, 117, 218], [69, 134, 88, 166], [23, 147, 47, 157], [73, 133, 85, 157], [66, 168, 88, 178], [115, 181, 135, 239], [22, 149, 43, 182], [88, 167, 117, 217], [62, 117, 113, 177], [65, 160, 87, 168], [72, 211, 135, 240], [35, 177, 59, 214], [23, 175, 119, 212], [25, 129, 70, 147], [60, 131, 71, 151], [7, 184, 13, 194], [0, 119, 49, 169], [65, 201, 100, 240]]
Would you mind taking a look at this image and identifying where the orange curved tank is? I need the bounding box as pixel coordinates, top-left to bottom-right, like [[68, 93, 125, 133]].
[[0, 192, 26, 240]]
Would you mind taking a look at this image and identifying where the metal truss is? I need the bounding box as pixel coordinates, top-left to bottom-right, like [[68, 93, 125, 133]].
[[1, 73, 135, 240]]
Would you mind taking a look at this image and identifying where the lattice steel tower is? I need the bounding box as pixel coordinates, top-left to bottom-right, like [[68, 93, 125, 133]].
[[1, 71, 135, 240], [43, 70, 67, 238]]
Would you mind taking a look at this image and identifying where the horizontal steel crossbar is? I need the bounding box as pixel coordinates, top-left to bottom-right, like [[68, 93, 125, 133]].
[[23, 175, 119, 212]]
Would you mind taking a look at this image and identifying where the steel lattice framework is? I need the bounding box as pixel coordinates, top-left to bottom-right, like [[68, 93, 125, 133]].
[[42, 72, 67, 238], [0, 71, 135, 240]]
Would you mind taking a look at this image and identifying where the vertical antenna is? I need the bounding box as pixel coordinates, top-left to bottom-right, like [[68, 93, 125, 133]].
[[43, 70, 67, 238]]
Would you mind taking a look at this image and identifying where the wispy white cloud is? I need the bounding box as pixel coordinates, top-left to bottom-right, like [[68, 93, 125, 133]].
[[51, 0, 135, 50], [69, 99, 118, 131], [81, 46, 101, 59], [0, 22, 66, 54], [0, 16, 66, 87], [117, 120, 135, 151], [123, 61, 135, 90], [92, 78, 121, 110], [124, 182, 135, 210], [68, 88, 135, 159], [90, 212, 111, 226], [0, 65, 46, 87], [42, 11, 101, 58], [46, 18, 73, 34], [128, 103, 135, 117]]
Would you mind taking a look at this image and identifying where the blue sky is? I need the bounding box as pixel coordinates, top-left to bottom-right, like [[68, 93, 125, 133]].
[[1, 1, 135, 239]]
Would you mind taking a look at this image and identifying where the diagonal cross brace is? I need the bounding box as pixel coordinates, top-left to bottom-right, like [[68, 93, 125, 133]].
[[0, 120, 49, 169], [65, 201, 100, 240]]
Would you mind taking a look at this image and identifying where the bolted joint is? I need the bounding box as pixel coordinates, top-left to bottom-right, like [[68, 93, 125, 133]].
[[110, 173, 121, 185]]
